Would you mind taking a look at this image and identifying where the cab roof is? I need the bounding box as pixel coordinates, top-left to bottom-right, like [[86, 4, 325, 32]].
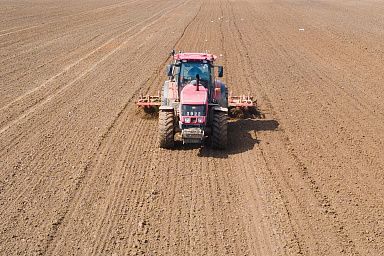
[[174, 52, 217, 61]]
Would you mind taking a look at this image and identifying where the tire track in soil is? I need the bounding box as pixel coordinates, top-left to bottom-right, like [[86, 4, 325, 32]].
[[65, 9, 202, 250], [0, 1, 188, 219], [129, 0, 254, 254], [47, 116, 151, 255], [209, 0, 283, 254], [0, 0, 161, 79], [223, 2, 305, 254], [259, 3, 384, 122], [226, 1, 369, 254], [0, 1, 163, 114], [2, 0, 383, 255], [232, 3, 340, 255], [259, 16, 384, 203], [190, 0, 289, 254], [136, 0, 274, 254], [74, 3, 204, 254], [0, 0, 158, 73], [40, 1, 202, 254], [58, 0, 251, 254], [0, 50, 179, 238], [0, 1, 194, 253], [268, 32, 384, 194], [0, 5, 142, 67], [140, 2, 202, 96], [0, 0, 140, 38], [275, 1, 384, 116], [209, 0, 362, 254], [0, 0, 188, 135], [250, 2, 382, 254]]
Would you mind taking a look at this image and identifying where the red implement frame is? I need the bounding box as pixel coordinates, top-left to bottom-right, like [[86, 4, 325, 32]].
[[137, 92, 256, 109], [228, 92, 256, 108], [137, 92, 161, 107]]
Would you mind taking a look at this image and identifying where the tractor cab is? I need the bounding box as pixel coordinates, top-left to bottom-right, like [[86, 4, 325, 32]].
[[167, 53, 222, 101], [178, 61, 211, 88]]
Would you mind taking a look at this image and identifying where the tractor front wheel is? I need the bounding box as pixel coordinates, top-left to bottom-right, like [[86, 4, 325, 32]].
[[211, 111, 228, 149], [158, 111, 174, 148]]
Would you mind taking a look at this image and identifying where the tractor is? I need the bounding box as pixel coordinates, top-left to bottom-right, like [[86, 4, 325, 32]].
[[137, 51, 256, 149]]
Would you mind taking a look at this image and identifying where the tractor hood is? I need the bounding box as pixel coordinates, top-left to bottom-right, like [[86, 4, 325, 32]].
[[180, 83, 208, 105]]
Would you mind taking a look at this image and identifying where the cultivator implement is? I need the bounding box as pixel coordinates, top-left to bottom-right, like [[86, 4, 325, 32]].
[[228, 93, 256, 108], [137, 92, 161, 113], [137, 92, 257, 116], [228, 93, 258, 118]]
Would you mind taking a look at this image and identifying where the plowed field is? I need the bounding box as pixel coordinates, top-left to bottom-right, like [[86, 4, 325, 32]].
[[1, 0, 383, 255]]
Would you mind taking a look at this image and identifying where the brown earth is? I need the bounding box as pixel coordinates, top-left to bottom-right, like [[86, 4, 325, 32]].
[[1, 0, 383, 255]]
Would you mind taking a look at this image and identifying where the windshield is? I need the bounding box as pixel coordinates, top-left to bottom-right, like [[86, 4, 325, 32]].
[[181, 105, 206, 116], [179, 62, 211, 86]]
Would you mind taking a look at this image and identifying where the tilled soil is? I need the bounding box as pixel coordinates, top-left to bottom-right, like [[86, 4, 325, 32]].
[[1, 0, 383, 255]]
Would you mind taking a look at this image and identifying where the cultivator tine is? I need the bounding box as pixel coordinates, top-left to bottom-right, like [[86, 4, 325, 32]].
[[136, 91, 161, 114], [137, 91, 161, 107], [228, 91, 256, 108], [228, 91, 258, 118]]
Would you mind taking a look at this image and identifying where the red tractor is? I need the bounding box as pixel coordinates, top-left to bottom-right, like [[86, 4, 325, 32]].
[[137, 51, 256, 149]]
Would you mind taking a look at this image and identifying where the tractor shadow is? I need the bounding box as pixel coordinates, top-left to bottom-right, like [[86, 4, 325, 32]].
[[197, 118, 279, 158]]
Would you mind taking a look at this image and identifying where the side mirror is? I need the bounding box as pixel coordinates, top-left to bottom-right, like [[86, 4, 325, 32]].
[[218, 66, 223, 77], [166, 64, 173, 77]]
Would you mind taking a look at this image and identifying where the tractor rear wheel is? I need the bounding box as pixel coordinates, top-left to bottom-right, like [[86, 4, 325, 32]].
[[159, 110, 174, 148], [211, 111, 228, 149]]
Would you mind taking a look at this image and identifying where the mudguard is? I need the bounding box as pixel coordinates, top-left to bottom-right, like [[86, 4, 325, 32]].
[[159, 106, 174, 111], [214, 80, 228, 108], [161, 80, 170, 106]]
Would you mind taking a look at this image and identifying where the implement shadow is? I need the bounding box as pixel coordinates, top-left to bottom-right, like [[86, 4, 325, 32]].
[[198, 118, 279, 158]]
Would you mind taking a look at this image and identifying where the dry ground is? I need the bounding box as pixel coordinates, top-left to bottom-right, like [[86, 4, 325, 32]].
[[1, 0, 383, 255]]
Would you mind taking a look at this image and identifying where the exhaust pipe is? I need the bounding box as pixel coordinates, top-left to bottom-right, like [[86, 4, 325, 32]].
[[196, 74, 200, 91]]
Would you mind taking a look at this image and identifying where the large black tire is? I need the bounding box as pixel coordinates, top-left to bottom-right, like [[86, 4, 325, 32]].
[[211, 111, 228, 149], [159, 111, 174, 148]]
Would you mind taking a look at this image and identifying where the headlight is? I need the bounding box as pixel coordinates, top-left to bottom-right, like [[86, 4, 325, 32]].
[[197, 117, 204, 123], [184, 117, 191, 123]]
